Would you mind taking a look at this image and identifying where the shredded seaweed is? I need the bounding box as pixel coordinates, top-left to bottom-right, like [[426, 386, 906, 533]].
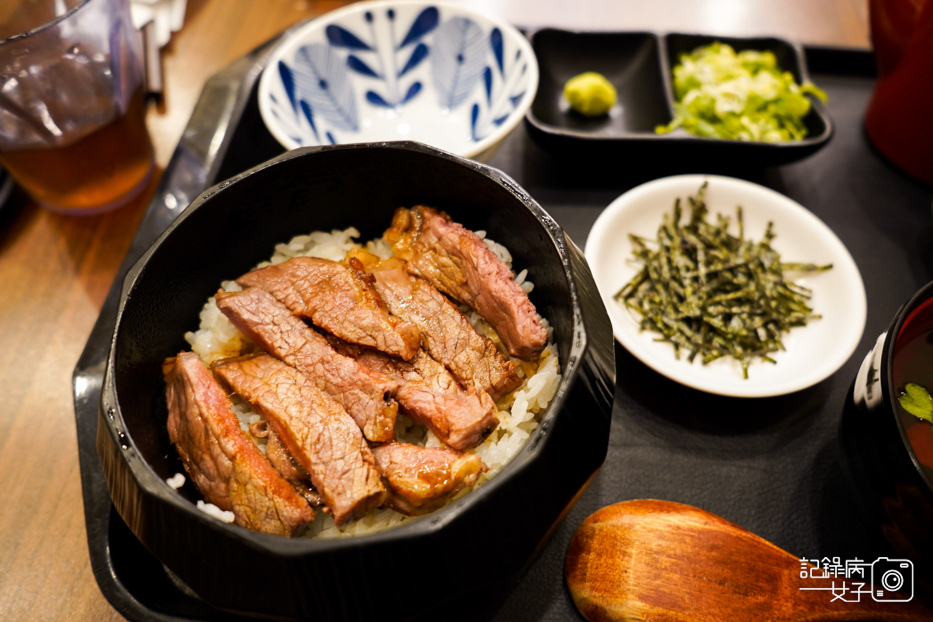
[[615, 182, 832, 378]]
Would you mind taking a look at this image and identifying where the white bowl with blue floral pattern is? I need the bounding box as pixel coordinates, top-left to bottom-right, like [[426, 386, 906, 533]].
[[258, 0, 538, 161]]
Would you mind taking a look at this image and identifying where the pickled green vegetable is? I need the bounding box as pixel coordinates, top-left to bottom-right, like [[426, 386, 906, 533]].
[[655, 42, 827, 142], [564, 72, 617, 117], [615, 182, 832, 378]]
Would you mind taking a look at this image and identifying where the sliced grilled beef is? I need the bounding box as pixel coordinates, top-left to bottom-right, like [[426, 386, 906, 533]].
[[237, 256, 421, 360], [163, 352, 315, 536], [333, 339, 498, 450], [365, 258, 521, 400], [253, 422, 325, 508], [371, 442, 486, 516], [264, 427, 310, 483], [385, 206, 548, 360], [215, 287, 397, 443], [212, 354, 387, 528]]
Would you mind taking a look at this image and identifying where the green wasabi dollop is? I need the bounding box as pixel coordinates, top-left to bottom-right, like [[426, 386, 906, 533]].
[[564, 72, 617, 117]]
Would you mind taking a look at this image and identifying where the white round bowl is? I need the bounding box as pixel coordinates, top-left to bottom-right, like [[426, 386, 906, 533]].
[[585, 174, 867, 398], [258, 0, 538, 161]]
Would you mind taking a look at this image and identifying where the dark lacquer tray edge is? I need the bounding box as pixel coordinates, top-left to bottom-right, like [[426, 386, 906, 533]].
[[71, 35, 878, 622]]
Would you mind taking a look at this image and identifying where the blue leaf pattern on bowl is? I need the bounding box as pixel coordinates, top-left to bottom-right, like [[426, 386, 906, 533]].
[[291, 43, 359, 132], [366, 91, 390, 106], [278, 62, 297, 108], [482, 66, 493, 104], [470, 28, 529, 141], [347, 54, 380, 78], [399, 42, 429, 77], [268, 64, 324, 144], [490, 26, 505, 74], [266, 4, 533, 150], [325, 24, 373, 50], [399, 6, 439, 47], [402, 81, 422, 103], [328, 7, 437, 108], [431, 16, 486, 109]]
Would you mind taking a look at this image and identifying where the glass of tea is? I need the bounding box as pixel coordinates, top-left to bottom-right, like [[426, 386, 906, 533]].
[[0, 0, 155, 214]]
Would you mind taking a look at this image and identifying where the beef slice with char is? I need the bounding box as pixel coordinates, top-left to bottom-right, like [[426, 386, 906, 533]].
[[236, 256, 421, 361], [385, 205, 548, 360], [215, 287, 398, 443], [332, 338, 499, 451], [262, 425, 309, 483], [365, 259, 521, 400], [371, 442, 486, 516], [212, 354, 387, 529], [163, 351, 315, 536], [249, 419, 324, 507]]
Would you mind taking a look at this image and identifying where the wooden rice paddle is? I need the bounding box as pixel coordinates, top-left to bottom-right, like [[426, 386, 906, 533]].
[[565, 499, 933, 622]]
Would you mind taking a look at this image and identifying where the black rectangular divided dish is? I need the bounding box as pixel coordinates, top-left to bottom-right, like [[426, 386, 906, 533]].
[[525, 29, 833, 166]]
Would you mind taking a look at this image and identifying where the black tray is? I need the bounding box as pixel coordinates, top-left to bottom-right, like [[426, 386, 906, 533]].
[[73, 29, 933, 622]]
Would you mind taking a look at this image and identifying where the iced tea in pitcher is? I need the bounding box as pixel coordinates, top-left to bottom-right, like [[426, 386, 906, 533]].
[[0, 0, 155, 213]]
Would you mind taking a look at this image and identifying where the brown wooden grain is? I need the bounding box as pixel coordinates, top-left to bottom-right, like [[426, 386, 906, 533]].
[[566, 500, 933, 622], [0, 1, 869, 619]]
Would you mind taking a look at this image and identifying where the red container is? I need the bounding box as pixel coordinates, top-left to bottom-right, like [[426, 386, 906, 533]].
[[865, 0, 933, 185]]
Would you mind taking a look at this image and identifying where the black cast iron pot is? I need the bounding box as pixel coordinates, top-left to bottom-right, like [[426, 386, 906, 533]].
[[97, 141, 615, 621]]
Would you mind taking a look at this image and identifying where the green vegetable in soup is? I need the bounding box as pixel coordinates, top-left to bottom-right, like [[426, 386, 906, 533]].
[[655, 42, 827, 142], [615, 182, 831, 378], [899, 383, 933, 423]]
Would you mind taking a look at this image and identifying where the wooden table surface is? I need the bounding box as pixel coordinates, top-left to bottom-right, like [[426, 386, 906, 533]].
[[0, 1, 871, 620]]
